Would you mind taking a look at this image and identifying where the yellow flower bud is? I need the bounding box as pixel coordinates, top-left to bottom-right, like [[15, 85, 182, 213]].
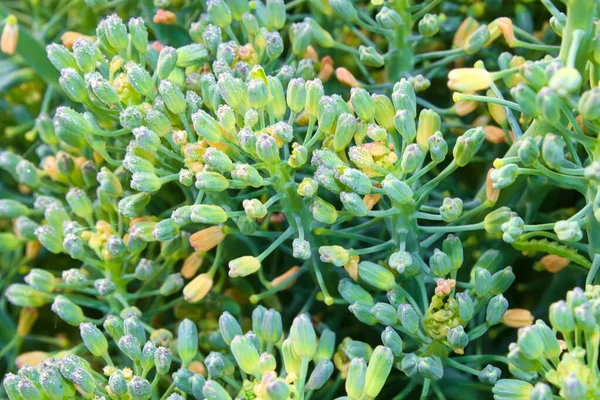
[[455, 98, 478, 116], [189, 226, 226, 252], [183, 273, 213, 303], [344, 254, 360, 281], [363, 194, 381, 210], [61, 32, 94, 49], [15, 351, 48, 369], [1, 15, 19, 55], [188, 361, 206, 376], [17, 307, 38, 336], [453, 17, 479, 49], [497, 18, 516, 47], [448, 69, 492, 92], [501, 309, 534, 328]]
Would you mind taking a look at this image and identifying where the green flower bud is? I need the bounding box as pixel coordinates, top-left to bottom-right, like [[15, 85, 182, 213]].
[[382, 174, 413, 204], [39, 367, 65, 400], [364, 346, 393, 397], [338, 278, 374, 304], [399, 353, 419, 376], [472, 267, 492, 298], [24, 269, 55, 293], [79, 322, 108, 357], [159, 80, 187, 115], [418, 356, 443, 381], [205, 352, 226, 379], [342, 358, 365, 400], [511, 83, 539, 119], [310, 197, 337, 224], [416, 109, 441, 149], [46, 43, 77, 71], [394, 109, 416, 143], [429, 249, 452, 277], [208, 0, 233, 27], [195, 171, 230, 192], [442, 235, 463, 271], [388, 251, 412, 274], [549, 300, 575, 333], [154, 346, 172, 375], [265, 0, 285, 29], [578, 87, 600, 121], [439, 197, 463, 222], [501, 216, 524, 244], [520, 61, 548, 91], [338, 191, 368, 217], [172, 368, 193, 394], [464, 25, 490, 54], [290, 313, 317, 359], [53, 107, 91, 148], [336, 166, 372, 194], [371, 302, 398, 326], [59, 68, 87, 102], [392, 91, 416, 118], [305, 79, 324, 120], [230, 335, 260, 376], [265, 378, 289, 400], [128, 17, 148, 54], [304, 17, 335, 48], [562, 373, 587, 400], [102, 315, 124, 342], [306, 359, 333, 391], [159, 273, 184, 295], [428, 131, 448, 163], [492, 379, 534, 400], [349, 301, 379, 325], [555, 219, 585, 241], [536, 87, 561, 124], [104, 14, 128, 50], [451, 292, 472, 323], [128, 376, 152, 400], [51, 295, 84, 326], [490, 164, 519, 190], [203, 380, 232, 400], [530, 382, 553, 400], [292, 238, 311, 259], [484, 207, 513, 233], [418, 14, 439, 38], [486, 294, 508, 325], [262, 308, 283, 345], [318, 245, 349, 267], [330, 0, 357, 21], [108, 370, 128, 397], [358, 261, 395, 291], [490, 267, 515, 295], [88, 73, 120, 107], [517, 136, 540, 166], [190, 375, 206, 399], [190, 205, 228, 224], [6, 283, 52, 307], [124, 316, 146, 344], [178, 319, 198, 366], [287, 77, 306, 114], [453, 127, 485, 166], [117, 334, 142, 361], [69, 368, 96, 397], [313, 328, 336, 364], [65, 188, 93, 220], [397, 304, 419, 333], [447, 326, 469, 354], [549, 67, 581, 97], [477, 364, 501, 385], [256, 134, 280, 164], [516, 325, 544, 360], [140, 341, 156, 372], [399, 144, 423, 173], [350, 88, 376, 122], [376, 6, 402, 29], [34, 225, 62, 254], [177, 44, 209, 68]]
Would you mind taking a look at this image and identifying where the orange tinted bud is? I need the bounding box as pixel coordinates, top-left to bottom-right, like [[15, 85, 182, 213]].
[[152, 41, 164, 52], [336, 67, 360, 88], [1, 15, 18, 55], [296, 110, 310, 126], [188, 361, 206, 376], [61, 32, 93, 49], [501, 309, 534, 328], [486, 168, 500, 203], [304, 45, 318, 62], [154, 9, 177, 24], [363, 194, 381, 210], [497, 18, 517, 47], [189, 226, 226, 252], [434, 278, 456, 297], [540, 254, 569, 273], [181, 252, 204, 279], [271, 266, 300, 289], [455, 99, 478, 116], [16, 351, 49, 369], [453, 17, 479, 48], [484, 126, 508, 144], [318, 56, 334, 83]]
